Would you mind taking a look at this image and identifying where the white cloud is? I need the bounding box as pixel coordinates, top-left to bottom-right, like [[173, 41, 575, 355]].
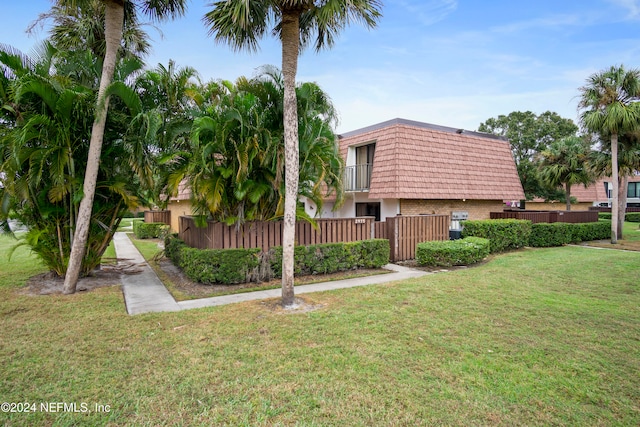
[[490, 14, 584, 34], [608, 0, 640, 18], [395, 0, 458, 26]]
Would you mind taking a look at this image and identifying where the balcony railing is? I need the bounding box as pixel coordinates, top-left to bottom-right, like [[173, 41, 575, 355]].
[[345, 163, 373, 191]]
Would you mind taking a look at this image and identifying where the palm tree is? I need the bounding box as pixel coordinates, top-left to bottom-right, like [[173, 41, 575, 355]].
[[579, 65, 640, 244], [538, 136, 595, 211], [62, 0, 187, 294], [29, 0, 151, 61], [203, 0, 382, 306], [589, 130, 640, 238], [0, 44, 146, 276], [135, 60, 199, 209]]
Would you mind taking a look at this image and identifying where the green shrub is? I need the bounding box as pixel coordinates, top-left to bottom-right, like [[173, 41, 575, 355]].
[[358, 239, 391, 268], [528, 221, 611, 247], [461, 219, 532, 253], [268, 239, 389, 277], [164, 234, 186, 265], [180, 247, 261, 285], [163, 235, 390, 285], [567, 221, 611, 242], [416, 237, 490, 267], [598, 212, 640, 222], [133, 221, 169, 239], [529, 223, 572, 247], [626, 212, 640, 222]]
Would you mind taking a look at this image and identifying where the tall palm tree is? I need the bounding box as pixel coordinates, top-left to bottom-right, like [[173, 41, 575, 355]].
[[589, 130, 640, 238], [29, 0, 151, 61], [0, 44, 146, 276], [538, 136, 595, 211], [579, 65, 640, 244], [203, 0, 382, 306], [62, 0, 187, 294]]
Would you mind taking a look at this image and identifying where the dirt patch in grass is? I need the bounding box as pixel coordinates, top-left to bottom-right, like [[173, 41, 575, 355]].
[[20, 264, 136, 295]]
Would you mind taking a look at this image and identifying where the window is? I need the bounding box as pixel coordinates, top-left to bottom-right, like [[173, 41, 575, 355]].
[[356, 202, 381, 222], [628, 182, 640, 199], [345, 143, 375, 191]]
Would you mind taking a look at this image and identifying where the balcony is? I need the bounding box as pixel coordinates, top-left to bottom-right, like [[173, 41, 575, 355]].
[[345, 163, 373, 192]]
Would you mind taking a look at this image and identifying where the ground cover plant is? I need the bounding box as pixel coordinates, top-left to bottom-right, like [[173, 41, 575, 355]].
[[1, 232, 639, 426]]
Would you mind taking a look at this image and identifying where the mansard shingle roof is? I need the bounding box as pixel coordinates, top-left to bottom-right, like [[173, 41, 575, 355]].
[[339, 118, 525, 201]]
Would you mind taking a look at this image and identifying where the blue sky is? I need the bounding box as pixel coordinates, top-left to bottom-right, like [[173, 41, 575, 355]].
[[3, 0, 640, 134]]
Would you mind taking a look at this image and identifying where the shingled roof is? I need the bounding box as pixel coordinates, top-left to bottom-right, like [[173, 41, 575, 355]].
[[567, 179, 608, 202], [339, 118, 525, 201]]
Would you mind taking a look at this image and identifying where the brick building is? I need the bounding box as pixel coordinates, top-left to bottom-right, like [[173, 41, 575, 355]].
[[307, 118, 524, 223]]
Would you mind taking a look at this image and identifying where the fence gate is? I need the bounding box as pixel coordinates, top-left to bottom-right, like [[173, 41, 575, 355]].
[[385, 215, 449, 262]]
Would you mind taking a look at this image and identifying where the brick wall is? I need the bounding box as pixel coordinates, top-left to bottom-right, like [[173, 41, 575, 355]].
[[525, 201, 593, 211], [399, 199, 505, 220]]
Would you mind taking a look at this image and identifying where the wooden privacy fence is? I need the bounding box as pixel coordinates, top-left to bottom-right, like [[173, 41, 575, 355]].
[[179, 216, 376, 252], [490, 210, 598, 224], [383, 215, 450, 262], [178, 214, 449, 262], [144, 210, 171, 225]]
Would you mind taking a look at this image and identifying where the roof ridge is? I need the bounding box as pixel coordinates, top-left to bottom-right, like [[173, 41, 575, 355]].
[[338, 118, 507, 141]]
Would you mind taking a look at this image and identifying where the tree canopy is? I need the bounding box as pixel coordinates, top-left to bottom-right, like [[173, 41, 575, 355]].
[[478, 111, 579, 200]]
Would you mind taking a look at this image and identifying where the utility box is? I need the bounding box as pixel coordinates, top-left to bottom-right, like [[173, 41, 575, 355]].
[[450, 211, 468, 230]]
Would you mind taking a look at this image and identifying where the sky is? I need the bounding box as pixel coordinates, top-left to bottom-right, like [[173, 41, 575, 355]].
[[2, 0, 640, 134]]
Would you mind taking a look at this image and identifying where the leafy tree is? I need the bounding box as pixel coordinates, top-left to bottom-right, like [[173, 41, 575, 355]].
[[165, 70, 343, 226], [538, 136, 595, 211], [478, 111, 578, 200], [203, 0, 382, 306], [579, 65, 640, 244], [60, 0, 187, 294], [0, 45, 145, 276], [134, 60, 200, 209]]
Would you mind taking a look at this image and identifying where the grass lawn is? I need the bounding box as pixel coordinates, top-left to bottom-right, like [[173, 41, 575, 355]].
[[0, 234, 639, 425]]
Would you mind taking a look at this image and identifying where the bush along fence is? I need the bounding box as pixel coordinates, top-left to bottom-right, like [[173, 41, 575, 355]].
[[417, 219, 611, 267], [416, 237, 490, 267], [598, 212, 640, 222], [133, 221, 170, 239], [490, 209, 599, 224], [178, 215, 449, 262], [165, 235, 390, 285], [461, 219, 611, 253]]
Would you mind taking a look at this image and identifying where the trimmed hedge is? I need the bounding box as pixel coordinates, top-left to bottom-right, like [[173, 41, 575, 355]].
[[133, 221, 169, 239], [180, 247, 261, 285], [461, 219, 532, 253], [566, 221, 611, 242], [164, 235, 390, 285], [416, 237, 490, 267], [528, 223, 572, 247], [598, 212, 640, 222], [626, 212, 640, 222], [267, 239, 390, 277]]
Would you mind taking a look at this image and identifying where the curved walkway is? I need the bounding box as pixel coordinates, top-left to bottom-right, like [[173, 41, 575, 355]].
[[112, 232, 430, 315]]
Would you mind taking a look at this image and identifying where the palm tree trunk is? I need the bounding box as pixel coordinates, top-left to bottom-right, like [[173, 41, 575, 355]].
[[63, 0, 124, 294], [611, 133, 619, 244], [618, 174, 628, 239], [565, 184, 572, 211], [280, 10, 301, 307]]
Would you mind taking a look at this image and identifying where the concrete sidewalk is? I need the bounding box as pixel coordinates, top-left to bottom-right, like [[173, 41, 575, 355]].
[[113, 232, 430, 315], [113, 232, 181, 315]]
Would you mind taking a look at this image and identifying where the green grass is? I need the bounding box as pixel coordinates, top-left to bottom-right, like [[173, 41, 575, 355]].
[[117, 218, 143, 231], [1, 233, 639, 425]]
